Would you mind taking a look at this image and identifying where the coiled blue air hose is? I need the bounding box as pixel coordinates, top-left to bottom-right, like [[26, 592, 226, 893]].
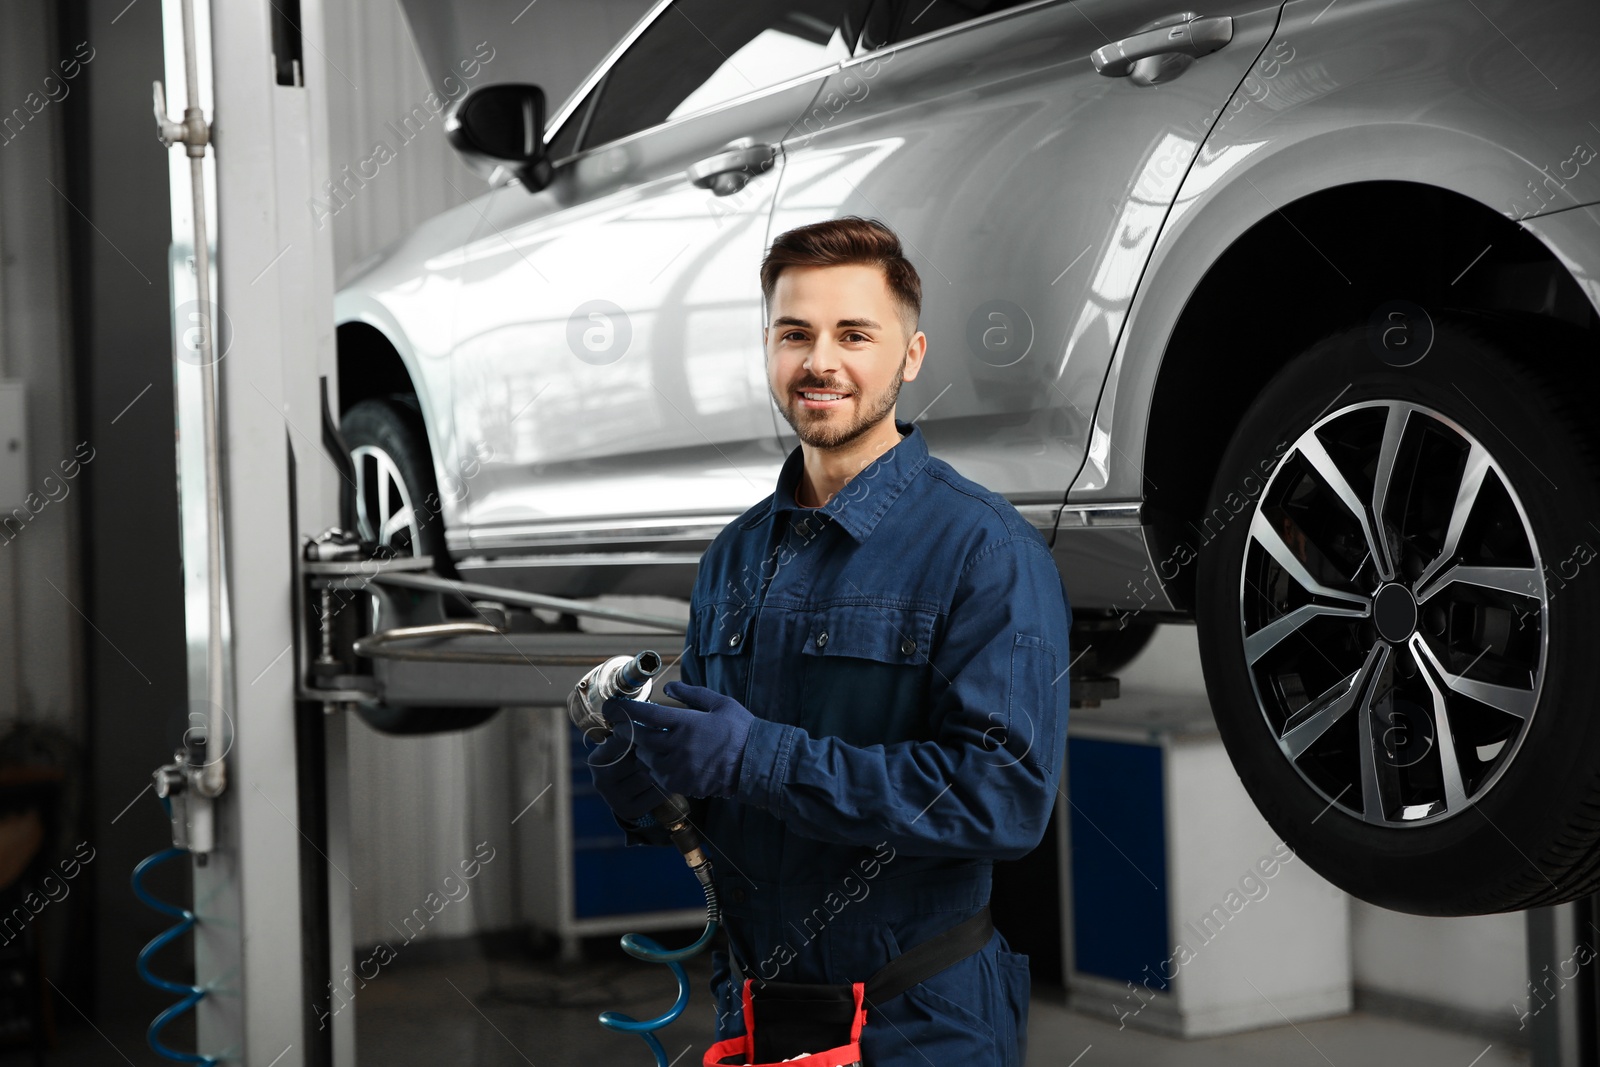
[[598, 919, 722, 1066], [133, 808, 217, 1066]]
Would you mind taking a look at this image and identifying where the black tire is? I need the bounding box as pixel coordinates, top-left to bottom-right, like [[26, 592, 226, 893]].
[[1195, 313, 1600, 915], [340, 397, 497, 735], [340, 397, 450, 567], [1070, 618, 1158, 677]]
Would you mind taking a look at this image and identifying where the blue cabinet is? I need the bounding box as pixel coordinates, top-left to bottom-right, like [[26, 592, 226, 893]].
[[515, 709, 709, 959], [1067, 736, 1171, 990], [1060, 707, 1351, 1037]]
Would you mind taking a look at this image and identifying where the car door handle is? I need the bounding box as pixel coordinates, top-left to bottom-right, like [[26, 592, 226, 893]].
[[1091, 15, 1233, 77], [686, 139, 778, 197]]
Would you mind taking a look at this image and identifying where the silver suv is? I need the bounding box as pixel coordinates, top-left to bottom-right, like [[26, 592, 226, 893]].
[[335, 0, 1600, 916]]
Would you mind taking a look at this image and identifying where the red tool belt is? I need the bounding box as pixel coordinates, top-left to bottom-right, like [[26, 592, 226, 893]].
[[703, 906, 994, 1067]]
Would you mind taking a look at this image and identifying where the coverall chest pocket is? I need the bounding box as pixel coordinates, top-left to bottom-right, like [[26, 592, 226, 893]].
[[696, 605, 754, 705], [798, 604, 939, 748]]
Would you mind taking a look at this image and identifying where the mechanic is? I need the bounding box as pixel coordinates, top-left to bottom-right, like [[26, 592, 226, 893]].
[[588, 216, 1073, 1066]]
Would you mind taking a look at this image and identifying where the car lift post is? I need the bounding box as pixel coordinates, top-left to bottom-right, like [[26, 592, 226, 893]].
[[1527, 899, 1600, 1067], [155, 7, 706, 1064], [157, 0, 347, 1063]]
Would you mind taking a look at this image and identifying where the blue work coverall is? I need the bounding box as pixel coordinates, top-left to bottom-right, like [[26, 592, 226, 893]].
[[622, 418, 1073, 1066]]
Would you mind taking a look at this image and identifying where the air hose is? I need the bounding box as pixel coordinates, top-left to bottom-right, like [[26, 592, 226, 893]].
[[599, 792, 723, 1065], [132, 833, 217, 1066], [568, 652, 724, 1066]]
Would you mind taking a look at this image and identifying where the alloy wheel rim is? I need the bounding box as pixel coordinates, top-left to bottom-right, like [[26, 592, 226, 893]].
[[1239, 399, 1548, 827], [352, 444, 422, 556]]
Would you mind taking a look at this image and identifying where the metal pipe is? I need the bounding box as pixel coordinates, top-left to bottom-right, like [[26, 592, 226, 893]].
[[175, 0, 227, 799], [361, 570, 687, 632], [351, 622, 501, 659], [351, 623, 678, 666]]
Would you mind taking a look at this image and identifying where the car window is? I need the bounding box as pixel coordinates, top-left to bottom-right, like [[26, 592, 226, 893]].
[[580, 0, 868, 150], [859, 0, 1042, 50], [546, 88, 591, 161], [553, 75, 608, 163]]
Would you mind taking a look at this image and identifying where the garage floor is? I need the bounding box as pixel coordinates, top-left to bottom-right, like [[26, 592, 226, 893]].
[[343, 949, 1528, 1067], [1, 945, 1530, 1066]]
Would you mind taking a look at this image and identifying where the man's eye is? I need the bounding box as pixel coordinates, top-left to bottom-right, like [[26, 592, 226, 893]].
[[782, 331, 808, 343], [842, 332, 869, 343]]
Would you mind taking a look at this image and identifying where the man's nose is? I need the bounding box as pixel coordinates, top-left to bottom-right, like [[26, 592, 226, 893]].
[[804, 338, 842, 378]]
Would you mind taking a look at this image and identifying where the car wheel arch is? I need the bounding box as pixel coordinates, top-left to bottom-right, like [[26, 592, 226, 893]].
[[334, 316, 456, 516], [1098, 119, 1600, 510], [1130, 178, 1599, 614]]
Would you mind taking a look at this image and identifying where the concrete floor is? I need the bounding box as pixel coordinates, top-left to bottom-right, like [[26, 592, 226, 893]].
[[1026, 998, 1527, 1067], [348, 952, 1529, 1067], [1, 949, 1532, 1066]]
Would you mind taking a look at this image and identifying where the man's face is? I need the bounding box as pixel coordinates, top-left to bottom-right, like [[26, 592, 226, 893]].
[[765, 263, 925, 450]]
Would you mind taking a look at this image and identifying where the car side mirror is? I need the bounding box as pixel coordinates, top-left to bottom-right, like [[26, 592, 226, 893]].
[[445, 83, 553, 193]]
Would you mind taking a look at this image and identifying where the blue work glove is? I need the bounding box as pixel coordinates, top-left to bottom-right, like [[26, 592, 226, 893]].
[[584, 725, 670, 823], [602, 681, 755, 799]]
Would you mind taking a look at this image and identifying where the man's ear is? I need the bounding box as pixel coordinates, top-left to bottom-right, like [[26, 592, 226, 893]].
[[902, 330, 928, 383]]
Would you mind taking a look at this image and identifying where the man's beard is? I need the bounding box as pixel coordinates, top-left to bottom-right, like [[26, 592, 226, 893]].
[[774, 353, 906, 451]]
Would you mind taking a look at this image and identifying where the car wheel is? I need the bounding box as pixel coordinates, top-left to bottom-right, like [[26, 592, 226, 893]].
[[341, 397, 449, 566], [1071, 618, 1157, 677], [1195, 313, 1600, 915], [340, 397, 497, 735]]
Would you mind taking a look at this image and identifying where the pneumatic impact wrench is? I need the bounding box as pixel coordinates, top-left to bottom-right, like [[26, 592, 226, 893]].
[[568, 651, 722, 1066]]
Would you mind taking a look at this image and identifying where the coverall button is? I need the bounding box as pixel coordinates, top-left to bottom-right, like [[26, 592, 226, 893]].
[[901, 637, 916, 654], [730, 886, 746, 903], [816, 631, 828, 648], [728, 633, 741, 647]]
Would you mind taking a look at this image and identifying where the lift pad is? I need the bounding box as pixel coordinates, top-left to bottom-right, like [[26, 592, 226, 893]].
[[299, 530, 1117, 728]]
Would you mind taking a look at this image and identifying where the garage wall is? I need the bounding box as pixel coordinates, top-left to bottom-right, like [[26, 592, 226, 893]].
[[0, 0, 93, 1014], [0, 0, 85, 735], [320, 0, 480, 285], [59, 0, 191, 1022], [344, 713, 520, 948], [1352, 904, 1528, 1039], [321, 0, 654, 948]]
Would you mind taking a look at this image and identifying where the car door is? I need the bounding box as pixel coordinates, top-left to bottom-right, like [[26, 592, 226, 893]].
[[770, 0, 1287, 515], [448, 0, 872, 572]]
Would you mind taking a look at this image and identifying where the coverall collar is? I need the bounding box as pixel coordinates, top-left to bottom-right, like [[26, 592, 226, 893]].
[[740, 418, 929, 543]]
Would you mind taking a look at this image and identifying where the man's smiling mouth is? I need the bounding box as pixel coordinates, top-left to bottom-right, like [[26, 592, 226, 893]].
[[796, 389, 851, 408]]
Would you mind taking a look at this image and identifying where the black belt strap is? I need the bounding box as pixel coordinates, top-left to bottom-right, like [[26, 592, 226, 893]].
[[727, 905, 995, 1003], [719, 907, 996, 1063], [863, 905, 994, 1003]]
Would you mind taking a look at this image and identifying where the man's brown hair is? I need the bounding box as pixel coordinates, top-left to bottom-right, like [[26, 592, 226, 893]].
[[760, 216, 922, 336]]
